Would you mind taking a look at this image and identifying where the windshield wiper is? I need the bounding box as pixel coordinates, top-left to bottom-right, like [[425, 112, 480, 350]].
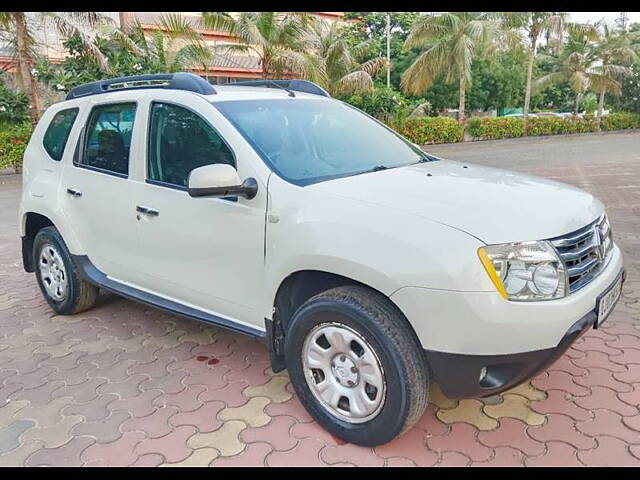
[[416, 154, 439, 163], [371, 165, 389, 172]]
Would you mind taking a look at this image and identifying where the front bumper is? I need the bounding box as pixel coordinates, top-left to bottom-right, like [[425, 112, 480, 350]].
[[425, 268, 625, 398]]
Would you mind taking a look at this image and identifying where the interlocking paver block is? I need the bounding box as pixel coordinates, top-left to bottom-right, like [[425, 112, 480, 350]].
[[21, 414, 84, 449], [437, 399, 498, 431], [26, 436, 95, 466], [0, 419, 35, 454], [427, 422, 492, 462], [169, 400, 225, 432], [266, 437, 326, 467], [243, 375, 292, 403], [321, 443, 384, 467], [241, 415, 298, 451], [72, 410, 131, 444], [530, 390, 594, 422], [187, 420, 247, 457], [121, 406, 177, 439], [524, 441, 584, 467], [212, 442, 273, 467], [578, 436, 640, 466], [108, 390, 163, 419], [375, 427, 438, 467], [527, 413, 597, 450], [167, 447, 220, 467], [135, 425, 197, 463], [218, 396, 271, 428], [483, 394, 546, 426], [477, 418, 545, 456], [576, 409, 640, 442], [0, 440, 44, 467], [81, 431, 146, 466], [0, 400, 28, 428], [574, 386, 638, 416]]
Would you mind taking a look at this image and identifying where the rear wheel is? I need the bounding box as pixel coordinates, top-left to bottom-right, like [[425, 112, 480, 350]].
[[285, 285, 430, 446], [33, 227, 98, 315]]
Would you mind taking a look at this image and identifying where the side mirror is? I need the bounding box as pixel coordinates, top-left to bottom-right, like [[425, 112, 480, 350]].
[[187, 164, 258, 200]]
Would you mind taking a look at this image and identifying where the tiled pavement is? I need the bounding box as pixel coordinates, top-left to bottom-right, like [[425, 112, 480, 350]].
[[1, 132, 640, 466]]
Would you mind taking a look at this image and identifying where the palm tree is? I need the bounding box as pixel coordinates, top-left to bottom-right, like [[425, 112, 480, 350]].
[[592, 24, 638, 125], [500, 13, 567, 133], [400, 12, 497, 123], [0, 12, 111, 124], [291, 19, 386, 95], [103, 14, 214, 74], [200, 12, 313, 79], [534, 26, 629, 117]]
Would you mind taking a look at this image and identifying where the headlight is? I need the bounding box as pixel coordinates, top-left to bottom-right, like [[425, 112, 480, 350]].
[[478, 241, 567, 301]]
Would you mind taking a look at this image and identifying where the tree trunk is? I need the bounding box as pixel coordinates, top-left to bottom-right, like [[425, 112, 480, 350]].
[[523, 36, 537, 136], [119, 12, 133, 33], [574, 92, 581, 116], [14, 12, 41, 125], [458, 72, 466, 124], [597, 89, 605, 130]]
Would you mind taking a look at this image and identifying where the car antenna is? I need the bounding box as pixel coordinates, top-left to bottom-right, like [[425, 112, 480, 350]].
[[216, 51, 296, 97]]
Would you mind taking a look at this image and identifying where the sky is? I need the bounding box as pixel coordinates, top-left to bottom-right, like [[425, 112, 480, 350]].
[[568, 12, 640, 26]]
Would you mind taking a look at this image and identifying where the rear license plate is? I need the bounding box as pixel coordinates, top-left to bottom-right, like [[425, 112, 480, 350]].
[[595, 270, 624, 328]]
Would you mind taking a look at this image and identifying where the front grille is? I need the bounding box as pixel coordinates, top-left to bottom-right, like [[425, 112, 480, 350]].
[[549, 214, 613, 293]]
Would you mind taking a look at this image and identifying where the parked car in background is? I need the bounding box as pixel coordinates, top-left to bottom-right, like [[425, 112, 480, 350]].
[[18, 73, 625, 446]]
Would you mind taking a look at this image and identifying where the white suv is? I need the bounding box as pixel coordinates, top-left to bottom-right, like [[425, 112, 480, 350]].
[[19, 73, 624, 445]]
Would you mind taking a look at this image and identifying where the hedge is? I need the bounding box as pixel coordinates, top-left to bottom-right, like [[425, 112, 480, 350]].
[[600, 112, 640, 131], [466, 117, 524, 140], [388, 116, 464, 145], [0, 122, 32, 171], [527, 116, 599, 136]]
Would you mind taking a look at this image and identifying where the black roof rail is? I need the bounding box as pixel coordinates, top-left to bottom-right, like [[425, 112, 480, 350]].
[[65, 72, 216, 100], [224, 79, 331, 98]]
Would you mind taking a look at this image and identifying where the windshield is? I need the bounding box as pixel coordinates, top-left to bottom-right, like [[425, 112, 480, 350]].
[[213, 98, 429, 186]]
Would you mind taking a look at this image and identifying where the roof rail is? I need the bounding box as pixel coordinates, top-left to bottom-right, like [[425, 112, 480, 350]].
[[224, 79, 331, 98], [65, 72, 216, 100]]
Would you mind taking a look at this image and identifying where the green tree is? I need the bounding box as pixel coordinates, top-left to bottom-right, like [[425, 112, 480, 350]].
[[401, 12, 498, 123], [295, 19, 386, 95], [500, 13, 568, 132], [535, 25, 629, 116], [0, 12, 110, 124], [201, 12, 313, 79], [592, 23, 638, 124]]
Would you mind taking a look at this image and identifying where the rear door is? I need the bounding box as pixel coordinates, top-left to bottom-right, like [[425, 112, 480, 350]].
[[61, 100, 141, 283]]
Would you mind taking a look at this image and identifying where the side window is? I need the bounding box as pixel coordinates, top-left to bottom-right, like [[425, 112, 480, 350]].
[[80, 103, 136, 176], [148, 102, 235, 188], [42, 108, 79, 161]]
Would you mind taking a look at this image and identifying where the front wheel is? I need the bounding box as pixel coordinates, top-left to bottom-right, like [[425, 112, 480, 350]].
[[285, 285, 430, 446]]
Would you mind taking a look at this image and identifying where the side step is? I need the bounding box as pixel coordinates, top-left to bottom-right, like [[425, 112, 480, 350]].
[[72, 255, 266, 339]]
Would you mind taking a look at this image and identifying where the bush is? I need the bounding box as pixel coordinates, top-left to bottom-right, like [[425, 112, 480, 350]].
[[0, 122, 33, 171], [527, 116, 598, 136], [338, 87, 420, 123], [466, 117, 524, 140], [600, 112, 640, 131], [389, 116, 464, 145], [0, 72, 30, 124]]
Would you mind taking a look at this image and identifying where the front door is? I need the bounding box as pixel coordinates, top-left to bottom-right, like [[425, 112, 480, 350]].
[[130, 100, 267, 329]]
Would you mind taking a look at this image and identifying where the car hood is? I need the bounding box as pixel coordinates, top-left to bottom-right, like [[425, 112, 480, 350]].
[[309, 159, 604, 244]]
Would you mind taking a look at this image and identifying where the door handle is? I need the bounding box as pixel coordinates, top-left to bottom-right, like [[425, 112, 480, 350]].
[[66, 188, 82, 197], [136, 205, 159, 216]]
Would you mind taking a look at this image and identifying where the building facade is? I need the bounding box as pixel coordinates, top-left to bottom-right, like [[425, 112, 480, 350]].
[[0, 12, 349, 84]]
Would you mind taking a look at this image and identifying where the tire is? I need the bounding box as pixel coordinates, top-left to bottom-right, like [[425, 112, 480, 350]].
[[33, 226, 98, 315], [284, 285, 430, 446]]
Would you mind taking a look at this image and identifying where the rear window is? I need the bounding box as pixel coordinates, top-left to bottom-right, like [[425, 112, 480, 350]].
[[42, 108, 79, 161]]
